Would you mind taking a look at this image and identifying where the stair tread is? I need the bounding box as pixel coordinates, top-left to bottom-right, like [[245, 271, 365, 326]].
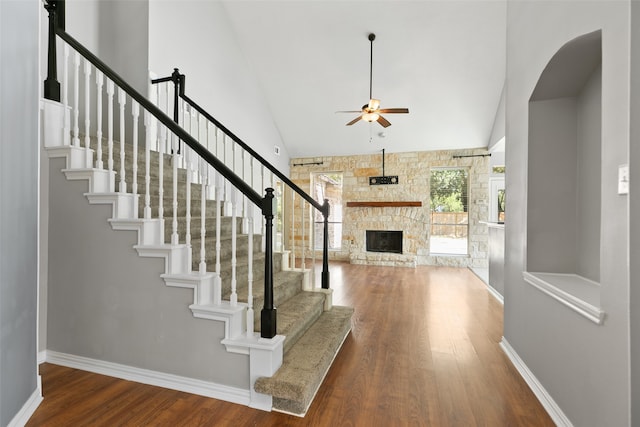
[[262, 291, 325, 354], [254, 305, 354, 415]]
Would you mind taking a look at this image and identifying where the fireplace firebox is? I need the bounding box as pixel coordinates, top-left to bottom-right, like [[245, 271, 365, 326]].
[[366, 230, 403, 254]]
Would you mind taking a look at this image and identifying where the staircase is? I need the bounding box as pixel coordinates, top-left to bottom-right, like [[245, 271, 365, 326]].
[[43, 101, 353, 415]]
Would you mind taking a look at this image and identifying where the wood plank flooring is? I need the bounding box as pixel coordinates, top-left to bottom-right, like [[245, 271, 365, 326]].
[[27, 263, 554, 426]]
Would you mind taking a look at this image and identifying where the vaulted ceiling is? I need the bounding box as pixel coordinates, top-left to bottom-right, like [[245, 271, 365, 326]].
[[221, 1, 506, 158]]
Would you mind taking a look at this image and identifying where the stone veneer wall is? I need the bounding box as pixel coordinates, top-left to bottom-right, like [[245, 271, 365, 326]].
[[287, 149, 489, 268]]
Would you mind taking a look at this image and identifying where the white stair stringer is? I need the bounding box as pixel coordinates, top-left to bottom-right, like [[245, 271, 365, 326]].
[[63, 168, 115, 193], [86, 192, 137, 220], [109, 218, 164, 246]]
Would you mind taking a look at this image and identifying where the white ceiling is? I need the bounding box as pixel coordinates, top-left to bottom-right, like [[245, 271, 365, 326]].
[[221, 1, 506, 158]]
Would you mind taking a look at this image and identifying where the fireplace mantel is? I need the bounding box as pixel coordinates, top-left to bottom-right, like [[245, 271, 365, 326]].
[[346, 201, 422, 208]]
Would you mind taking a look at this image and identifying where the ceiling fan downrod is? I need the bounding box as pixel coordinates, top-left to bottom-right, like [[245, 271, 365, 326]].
[[369, 33, 375, 101]]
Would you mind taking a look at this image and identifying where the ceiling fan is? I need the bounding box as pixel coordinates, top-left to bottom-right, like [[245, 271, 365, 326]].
[[338, 33, 409, 128]]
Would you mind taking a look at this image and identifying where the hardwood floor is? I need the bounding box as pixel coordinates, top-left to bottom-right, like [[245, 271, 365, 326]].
[[28, 263, 554, 426]]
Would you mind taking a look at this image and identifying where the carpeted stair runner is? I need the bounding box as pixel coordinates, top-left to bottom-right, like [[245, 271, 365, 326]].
[[95, 137, 353, 415], [255, 305, 354, 415]]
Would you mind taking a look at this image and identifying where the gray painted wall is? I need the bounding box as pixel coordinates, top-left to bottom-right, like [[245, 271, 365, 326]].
[[505, 1, 630, 425], [46, 158, 249, 388], [0, 0, 40, 425], [576, 66, 601, 281], [527, 98, 578, 273], [66, 0, 149, 96], [488, 226, 505, 296], [630, 2, 640, 424], [148, 1, 291, 174], [488, 84, 506, 149]]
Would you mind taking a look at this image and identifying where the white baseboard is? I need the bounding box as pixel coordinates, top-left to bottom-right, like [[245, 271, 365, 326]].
[[486, 284, 504, 304], [7, 376, 42, 427], [44, 351, 250, 406], [500, 338, 573, 427], [37, 350, 47, 364]]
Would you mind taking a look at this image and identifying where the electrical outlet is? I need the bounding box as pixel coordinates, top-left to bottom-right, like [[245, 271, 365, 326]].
[[618, 164, 629, 195]]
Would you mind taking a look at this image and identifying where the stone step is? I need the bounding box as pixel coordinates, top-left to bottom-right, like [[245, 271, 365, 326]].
[[254, 305, 354, 416]]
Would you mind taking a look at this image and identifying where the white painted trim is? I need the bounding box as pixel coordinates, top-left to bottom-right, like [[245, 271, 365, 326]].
[[523, 272, 604, 324], [37, 350, 47, 364], [7, 376, 42, 427], [486, 283, 504, 304], [45, 351, 251, 406], [500, 338, 573, 427]]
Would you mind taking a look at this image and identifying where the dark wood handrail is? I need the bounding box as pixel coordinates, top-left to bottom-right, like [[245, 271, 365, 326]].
[[179, 91, 328, 217], [44, 1, 279, 338], [55, 29, 263, 208], [166, 70, 331, 289]]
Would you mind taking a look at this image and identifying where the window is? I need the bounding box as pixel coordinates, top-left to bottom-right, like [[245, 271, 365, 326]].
[[312, 173, 343, 250], [429, 168, 469, 255], [489, 176, 505, 223]]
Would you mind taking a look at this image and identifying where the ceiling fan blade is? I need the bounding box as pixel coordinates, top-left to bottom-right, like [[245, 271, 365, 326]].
[[377, 115, 392, 128], [336, 110, 363, 113], [378, 108, 409, 114], [346, 115, 363, 126]]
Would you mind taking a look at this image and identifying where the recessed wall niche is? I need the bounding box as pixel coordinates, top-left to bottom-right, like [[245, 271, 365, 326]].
[[525, 30, 604, 324]]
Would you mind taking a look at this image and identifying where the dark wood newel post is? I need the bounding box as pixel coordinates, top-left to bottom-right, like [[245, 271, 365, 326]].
[[261, 188, 277, 338], [321, 198, 330, 289], [43, 0, 60, 101]]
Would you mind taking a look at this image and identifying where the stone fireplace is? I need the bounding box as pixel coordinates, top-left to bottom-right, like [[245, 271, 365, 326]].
[[366, 230, 403, 254], [288, 148, 490, 269]]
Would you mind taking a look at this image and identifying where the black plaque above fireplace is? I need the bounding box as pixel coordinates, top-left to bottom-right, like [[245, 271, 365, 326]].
[[366, 230, 403, 254]]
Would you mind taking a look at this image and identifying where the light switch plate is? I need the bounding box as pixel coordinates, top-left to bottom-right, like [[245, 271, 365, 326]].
[[618, 164, 629, 195]]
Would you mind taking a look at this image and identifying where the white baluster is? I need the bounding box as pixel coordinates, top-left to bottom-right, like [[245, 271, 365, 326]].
[[132, 101, 139, 218], [106, 80, 114, 184], [231, 138, 236, 175], [199, 157, 207, 274], [171, 132, 179, 245], [118, 88, 127, 193], [302, 199, 306, 271], [72, 51, 80, 147], [185, 143, 192, 269], [230, 188, 238, 306], [62, 44, 69, 145], [222, 135, 229, 209], [158, 123, 165, 243], [246, 201, 254, 336], [291, 190, 296, 268], [215, 172, 222, 277], [164, 83, 171, 153], [241, 149, 247, 231], [143, 111, 152, 219], [95, 71, 103, 169], [83, 59, 92, 167]]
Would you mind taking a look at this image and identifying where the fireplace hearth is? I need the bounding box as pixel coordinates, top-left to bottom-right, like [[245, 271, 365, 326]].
[[366, 230, 403, 254]]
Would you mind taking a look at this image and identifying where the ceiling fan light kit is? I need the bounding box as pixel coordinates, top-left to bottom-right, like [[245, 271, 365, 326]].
[[338, 33, 409, 129]]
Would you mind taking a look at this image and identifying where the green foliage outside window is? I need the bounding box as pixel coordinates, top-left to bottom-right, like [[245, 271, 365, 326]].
[[429, 169, 469, 213]]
